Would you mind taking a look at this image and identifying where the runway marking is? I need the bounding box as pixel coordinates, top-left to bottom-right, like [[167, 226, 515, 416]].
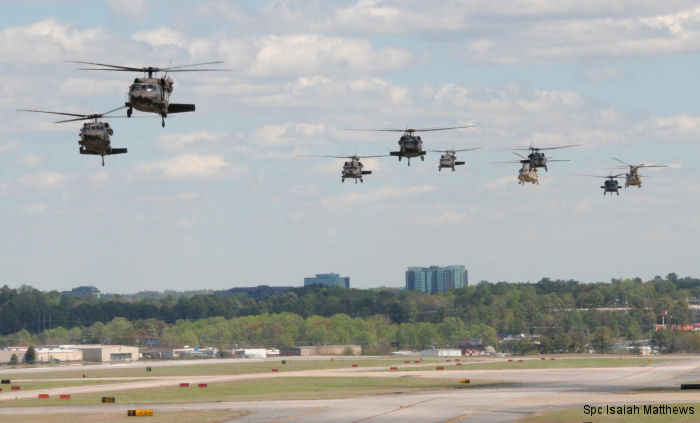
[[265, 406, 326, 423], [351, 398, 444, 423], [444, 411, 478, 422]]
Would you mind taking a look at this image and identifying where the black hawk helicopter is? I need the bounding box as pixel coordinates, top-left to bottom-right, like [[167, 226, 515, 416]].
[[18, 106, 128, 166], [514, 142, 581, 171], [582, 173, 625, 195], [431, 148, 480, 172], [317, 154, 387, 183], [348, 126, 474, 166], [67, 60, 228, 127], [612, 157, 667, 188]]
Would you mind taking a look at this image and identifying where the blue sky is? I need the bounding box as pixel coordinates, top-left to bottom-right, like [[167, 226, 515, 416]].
[[1, 1, 699, 292]]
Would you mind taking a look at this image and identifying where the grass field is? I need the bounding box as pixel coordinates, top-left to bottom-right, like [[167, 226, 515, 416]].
[[0, 379, 144, 391], [387, 357, 669, 372], [2, 358, 424, 380], [0, 376, 508, 407], [0, 410, 251, 423], [517, 403, 700, 422]]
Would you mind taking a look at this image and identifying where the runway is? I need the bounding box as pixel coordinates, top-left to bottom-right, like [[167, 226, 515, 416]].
[[2, 357, 700, 422]]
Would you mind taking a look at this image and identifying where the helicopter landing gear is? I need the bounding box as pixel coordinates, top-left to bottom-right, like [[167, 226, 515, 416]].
[[360, 179, 363, 183], [438, 167, 441, 171], [355, 179, 358, 184], [452, 168, 455, 172], [420, 156, 424, 161], [101, 156, 105, 167], [161, 114, 165, 128], [127, 107, 132, 118], [342, 178, 345, 183]]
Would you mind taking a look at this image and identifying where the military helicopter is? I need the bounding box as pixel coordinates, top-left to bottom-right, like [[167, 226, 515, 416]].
[[18, 106, 127, 166], [431, 148, 480, 171], [514, 142, 581, 171], [317, 154, 386, 183], [348, 126, 474, 166], [582, 173, 625, 195], [494, 153, 543, 185], [612, 157, 667, 188], [67, 60, 227, 127]]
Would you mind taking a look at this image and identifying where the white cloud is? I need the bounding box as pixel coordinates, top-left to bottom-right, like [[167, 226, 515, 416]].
[[136, 154, 233, 179], [59, 78, 126, 97], [321, 184, 434, 210], [0, 140, 19, 153], [480, 176, 516, 190], [407, 209, 474, 226], [18, 154, 43, 166], [154, 131, 229, 153], [108, 0, 151, 19], [22, 203, 49, 215], [0, 19, 109, 64], [580, 66, 627, 81], [19, 171, 69, 189]]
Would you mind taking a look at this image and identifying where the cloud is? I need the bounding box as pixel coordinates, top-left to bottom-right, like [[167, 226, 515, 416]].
[[321, 184, 434, 210], [153, 131, 229, 153], [22, 203, 49, 215], [580, 66, 627, 81], [0, 140, 19, 153], [108, 0, 152, 19], [19, 171, 69, 189], [18, 154, 43, 166], [135, 154, 233, 179], [407, 209, 474, 226], [0, 19, 109, 64], [58, 78, 126, 97]]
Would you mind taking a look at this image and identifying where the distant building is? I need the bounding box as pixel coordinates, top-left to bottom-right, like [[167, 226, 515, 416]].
[[227, 285, 295, 299], [63, 286, 100, 298], [304, 273, 350, 288], [66, 345, 139, 362], [405, 265, 467, 294], [279, 345, 361, 356]]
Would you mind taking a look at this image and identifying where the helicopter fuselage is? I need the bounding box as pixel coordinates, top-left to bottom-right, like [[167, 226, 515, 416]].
[[78, 121, 127, 165], [126, 77, 171, 115], [518, 163, 538, 185], [341, 159, 372, 183], [528, 151, 548, 170], [602, 179, 621, 195], [438, 153, 465, 171], [391, 135, 425, 157], [625, 170, 642, 188]]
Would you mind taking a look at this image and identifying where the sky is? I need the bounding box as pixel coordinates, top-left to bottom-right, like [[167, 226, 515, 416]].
[[1, 0, 699, 293]]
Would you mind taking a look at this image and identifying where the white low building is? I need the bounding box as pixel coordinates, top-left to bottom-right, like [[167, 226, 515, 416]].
[[420, 348, 462, 357], [67, 345, 139, 362]]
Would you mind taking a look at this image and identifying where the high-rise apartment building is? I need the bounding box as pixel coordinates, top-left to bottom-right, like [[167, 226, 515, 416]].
[[405, 265, 467, 294]]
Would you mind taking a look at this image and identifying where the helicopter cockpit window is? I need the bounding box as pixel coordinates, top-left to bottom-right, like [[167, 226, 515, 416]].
[[147, 85, 156, 92]]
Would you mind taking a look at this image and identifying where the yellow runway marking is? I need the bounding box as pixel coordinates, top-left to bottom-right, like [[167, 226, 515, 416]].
[[444, 411, 478, 422], [352, 398, 443, 422], [266, 406, 327, 423]]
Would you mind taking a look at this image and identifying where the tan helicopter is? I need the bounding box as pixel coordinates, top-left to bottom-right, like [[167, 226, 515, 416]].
[[518, 162, 539, 185], [67, 61, 227, 127], [18, 106, 127, 166], [431, 148, 480, 172], [612, 157, 667, 188], [316, 154, 387, 183]]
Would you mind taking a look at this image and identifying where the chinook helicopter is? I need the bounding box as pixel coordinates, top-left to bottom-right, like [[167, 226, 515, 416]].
[[431, 148, 480, 171], [582, 173, 625, 195], [348, 126, 474, 166], [18, 106, 127, 166], [612, 157, 667, 188], [318, 154, 387, 183], [67, 60, 227, 127], [514, 142, 581, 171], [494, 152, 545, 185]]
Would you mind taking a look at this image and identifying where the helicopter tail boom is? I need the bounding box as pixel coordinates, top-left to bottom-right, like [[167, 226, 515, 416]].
[[167, 103, 196, 114]]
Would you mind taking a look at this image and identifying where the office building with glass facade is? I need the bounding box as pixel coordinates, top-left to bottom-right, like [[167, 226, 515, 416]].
[[405, 265, 467, 294], [304, 273, 350, 288]]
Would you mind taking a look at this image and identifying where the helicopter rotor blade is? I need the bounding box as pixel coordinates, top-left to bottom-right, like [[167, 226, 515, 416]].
[[17, 109, 87, 118], [100, 105, 126, 117], [161, 61, 225, 70], [54, 117, 94, 123], [66, 60, 144, 72], [512, 152, 527, 159], [638, 164, 667, 168], [536, 144, 583, 150], [409, 125, 475, 132], [611, 157, 633, 167]]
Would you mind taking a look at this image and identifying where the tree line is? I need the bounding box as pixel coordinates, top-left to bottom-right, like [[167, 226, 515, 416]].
[[0, 273, 699, 353]]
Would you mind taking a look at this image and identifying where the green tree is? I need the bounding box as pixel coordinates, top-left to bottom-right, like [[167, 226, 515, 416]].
[[24, 346, 36, 364], [591, 327, 614, 353], [9, 353, 18, 365]]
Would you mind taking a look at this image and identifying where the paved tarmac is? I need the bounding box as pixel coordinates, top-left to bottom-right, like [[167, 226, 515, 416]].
[[2, 356, 700, 422]]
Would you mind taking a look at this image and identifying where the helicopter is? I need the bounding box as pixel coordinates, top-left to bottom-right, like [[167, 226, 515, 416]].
[[514, 142, 581, 171], [348, 126, 474, 166], [18, 106, 127, 166], [612, 157, 667, 188], [317, 154, 387, 183], [67, 60, 227, 127], [582, 173, 625, 195], [518, 162, 539, 185], [431, 148, 480, 171]]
